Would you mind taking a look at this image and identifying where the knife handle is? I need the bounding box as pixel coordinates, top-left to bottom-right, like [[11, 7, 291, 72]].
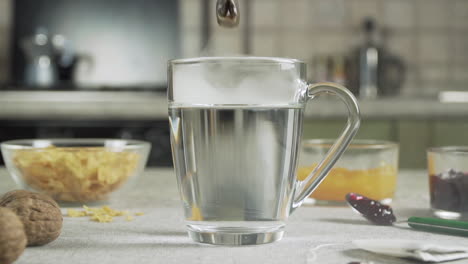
[[408, 217, 468, 236]]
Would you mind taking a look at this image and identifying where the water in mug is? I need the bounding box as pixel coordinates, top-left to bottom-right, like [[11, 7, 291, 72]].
[[169, 104, 304, 233]]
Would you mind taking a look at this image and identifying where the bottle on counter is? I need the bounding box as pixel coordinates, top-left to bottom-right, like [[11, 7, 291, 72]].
[[311, 54, 348, 86], [331, 55, 347, 86], [347, 17, 406, 99], [358, 18, 379, 99]]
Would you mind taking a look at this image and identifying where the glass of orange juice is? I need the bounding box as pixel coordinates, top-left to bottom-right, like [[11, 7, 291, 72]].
[[298, 139, 399, 205]]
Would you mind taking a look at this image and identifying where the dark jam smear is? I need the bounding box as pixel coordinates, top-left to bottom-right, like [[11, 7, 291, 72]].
[[430, 169, 468, 213]]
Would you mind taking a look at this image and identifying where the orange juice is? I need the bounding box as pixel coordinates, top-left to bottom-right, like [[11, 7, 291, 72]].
[[297, 164, 397, 202]]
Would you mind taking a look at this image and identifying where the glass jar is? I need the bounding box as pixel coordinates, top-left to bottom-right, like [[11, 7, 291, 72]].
[[428, 147, 468, 219], [298, 139, 399, 205]]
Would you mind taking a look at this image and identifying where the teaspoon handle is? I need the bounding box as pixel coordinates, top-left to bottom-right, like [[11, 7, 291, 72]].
[[408, 216, 468, 236]]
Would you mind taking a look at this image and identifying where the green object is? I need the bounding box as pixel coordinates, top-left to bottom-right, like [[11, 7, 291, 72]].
[[408, 217, 468, 236]]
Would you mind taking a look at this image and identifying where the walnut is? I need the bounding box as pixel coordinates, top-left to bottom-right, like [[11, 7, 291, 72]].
[[0, 190, 63, 246], [0, 207, 27, 264]]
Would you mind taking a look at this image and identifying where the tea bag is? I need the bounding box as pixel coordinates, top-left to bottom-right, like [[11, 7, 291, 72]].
[[353, 239, 468, 262]]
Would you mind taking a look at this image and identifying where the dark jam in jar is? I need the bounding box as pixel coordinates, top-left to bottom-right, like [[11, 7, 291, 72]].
[[430, 169, 468, 213]]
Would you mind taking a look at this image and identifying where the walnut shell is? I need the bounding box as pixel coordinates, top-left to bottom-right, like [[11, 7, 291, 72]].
[[0, 207, 27, 264], [0, 190, 63, 246]]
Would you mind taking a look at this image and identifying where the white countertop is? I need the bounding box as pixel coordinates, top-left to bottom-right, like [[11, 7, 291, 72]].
[[0, 91, 468, 120], [2, 167, 468, 264]]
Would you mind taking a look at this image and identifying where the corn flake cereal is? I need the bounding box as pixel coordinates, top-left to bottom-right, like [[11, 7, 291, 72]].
[[67, 209, 87, 217], [189, 206, 203, 221], [13, 146, 140, 202]]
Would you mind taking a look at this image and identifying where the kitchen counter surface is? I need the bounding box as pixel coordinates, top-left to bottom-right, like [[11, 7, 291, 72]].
[[0, 90, 468, 120], [0, 91, 168, 120], [1, 167, 468, 264]]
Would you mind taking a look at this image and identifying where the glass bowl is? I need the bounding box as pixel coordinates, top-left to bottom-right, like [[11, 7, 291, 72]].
[[297, 139, 399, 205], [1, 139, 151, 203], [427, 146, 468, 219]]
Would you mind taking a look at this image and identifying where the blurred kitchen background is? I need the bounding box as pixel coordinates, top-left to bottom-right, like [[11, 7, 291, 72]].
[[0, 0, 467, 168]]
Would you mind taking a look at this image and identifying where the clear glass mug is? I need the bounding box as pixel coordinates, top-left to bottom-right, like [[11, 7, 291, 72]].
[[168, 57, 360, 245]]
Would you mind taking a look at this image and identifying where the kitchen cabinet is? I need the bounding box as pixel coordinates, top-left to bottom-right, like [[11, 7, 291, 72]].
[[433, 121, 468, 146], [1, 91, 466, 169], [397, 121, 431, 169]]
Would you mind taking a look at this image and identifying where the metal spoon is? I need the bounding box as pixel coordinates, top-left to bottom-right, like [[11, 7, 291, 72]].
[[346, 192, 468, 236], [216, 0, 240, 27], [345, 193, 396, 225]]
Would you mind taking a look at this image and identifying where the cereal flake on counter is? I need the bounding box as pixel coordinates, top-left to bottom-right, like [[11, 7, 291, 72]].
[[67, 205, 144, 223]]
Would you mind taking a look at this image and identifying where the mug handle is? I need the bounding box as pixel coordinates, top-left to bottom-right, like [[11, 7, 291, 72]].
[[291, 82, 360, 210]]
